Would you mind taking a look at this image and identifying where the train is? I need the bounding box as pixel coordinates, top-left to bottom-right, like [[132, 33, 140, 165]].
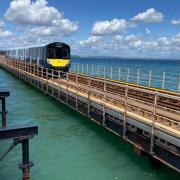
[[6, 42, 71, 72]]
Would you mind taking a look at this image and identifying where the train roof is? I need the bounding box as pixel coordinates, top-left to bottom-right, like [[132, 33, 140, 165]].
[[6, 42, 69, 51]]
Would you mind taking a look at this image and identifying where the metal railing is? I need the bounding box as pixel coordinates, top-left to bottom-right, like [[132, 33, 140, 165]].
[[70, 63, 180, 92]]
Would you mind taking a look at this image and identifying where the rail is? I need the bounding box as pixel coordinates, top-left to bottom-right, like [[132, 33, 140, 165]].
[[70, 63, 180, 93], [1, 57, 179, 135]]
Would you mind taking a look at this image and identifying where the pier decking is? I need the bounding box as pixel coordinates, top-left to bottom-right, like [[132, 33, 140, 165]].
[[0, 55, 179, 173]]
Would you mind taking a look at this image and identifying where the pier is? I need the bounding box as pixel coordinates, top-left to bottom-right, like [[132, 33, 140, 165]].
[[0, 90, 38, 180], [0, 55, 179, 173]]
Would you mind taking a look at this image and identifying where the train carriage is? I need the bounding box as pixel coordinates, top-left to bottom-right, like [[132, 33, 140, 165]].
[[6, 42, 71, 72]]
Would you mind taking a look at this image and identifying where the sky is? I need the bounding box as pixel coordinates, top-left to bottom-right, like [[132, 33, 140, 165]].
[[0, 0, 180, 58]]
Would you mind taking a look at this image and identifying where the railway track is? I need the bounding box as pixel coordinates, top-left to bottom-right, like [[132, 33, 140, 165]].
[[1, 57, 180, 136]]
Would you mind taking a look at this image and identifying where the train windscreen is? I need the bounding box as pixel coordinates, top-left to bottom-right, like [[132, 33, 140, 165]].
[[47, 47, 70, 59]]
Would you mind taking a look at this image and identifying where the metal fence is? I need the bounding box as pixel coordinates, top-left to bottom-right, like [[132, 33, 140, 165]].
[[70, 63, 180, 92]]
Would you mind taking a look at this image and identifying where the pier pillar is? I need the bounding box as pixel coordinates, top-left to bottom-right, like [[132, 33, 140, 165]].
[[21, 139, 30, 180], [0, 92, 10, 128], [1, 97, 7, 128], [134, 144, 142, 156]]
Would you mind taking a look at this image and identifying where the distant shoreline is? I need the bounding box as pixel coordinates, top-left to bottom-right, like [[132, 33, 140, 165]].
[[72, 55, 180, 61]]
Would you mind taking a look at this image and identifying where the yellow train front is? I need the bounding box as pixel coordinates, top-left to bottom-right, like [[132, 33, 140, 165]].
[[45, 42, 71, 72]]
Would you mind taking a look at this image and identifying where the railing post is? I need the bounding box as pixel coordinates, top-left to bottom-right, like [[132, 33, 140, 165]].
[[150, 92, 158, 154], [162, 72, 166, 89], [87, 77, 91, 117], [66, 74, 69, 104], [110, 67, 113, 79], [33, 65, 35, 75], [58, 71, 61, 99], [46, 68, 48, 79], [127, 68, 129, 82], [82, 64, 83, 74], [103, 66, 105, 79], [92, 64, 94, 76], [75, 75, 78, 110], [123, 85, 128, 139], [52, 69, 54, 79], [73, 63, 75, 72], [97, 65, 100, 77], [87, 64, 88, 75], [178, 75, 180, 92], [77, 63, 79, 73], [148, 70, 152, 87], [118, 68, 121, 81], [103, 80, 106, 127], [41, 67, 43, 78], [136, 69, 140, 84]]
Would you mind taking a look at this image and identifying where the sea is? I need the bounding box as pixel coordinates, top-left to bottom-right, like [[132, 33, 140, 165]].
[[0, 58, 180, 180]]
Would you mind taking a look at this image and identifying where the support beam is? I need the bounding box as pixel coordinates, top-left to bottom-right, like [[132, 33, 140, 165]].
[[0, 126, 38, 140]]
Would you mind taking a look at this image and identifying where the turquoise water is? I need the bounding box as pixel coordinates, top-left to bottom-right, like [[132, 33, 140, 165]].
[[0, 68, 179, 180]]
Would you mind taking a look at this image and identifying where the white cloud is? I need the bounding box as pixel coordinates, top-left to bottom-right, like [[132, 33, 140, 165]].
[[125, 34, 139, 42], [29, 19, 78, 37], [91, 19, 130, 35], [5, 0, 62, 25], [132, 8, 163, 23], [2, 0, 78, 48], [79, 36, 103, 47], [0, 20, 13, 38], [90, 8, 162, 36], [172, 33, 180, 44], [0, 20, 5, 28], [158, 37, 170, 46], [112, 35, 123, 41], [171, 19, 180, 25], [145, 28, 151, 34], [75, 33, 180, 58], [0, 30, 13, 38]]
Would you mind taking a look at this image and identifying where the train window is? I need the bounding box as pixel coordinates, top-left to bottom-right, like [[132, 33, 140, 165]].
[[47, 45, 70, 59], [56, 48, 70, 59], [47, 48, 56, 58], [62, 48, 70, 58], [56, 48, 62, 58]]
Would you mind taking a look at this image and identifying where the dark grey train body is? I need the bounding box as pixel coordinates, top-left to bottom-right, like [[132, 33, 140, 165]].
[[6, 42, 71, 72]]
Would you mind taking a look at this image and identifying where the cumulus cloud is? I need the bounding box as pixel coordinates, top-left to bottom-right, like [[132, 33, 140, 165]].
[[29, 19, 78, 37], [5, 0, 62, 25], [76, 32, 180, 58], [0, 29, 13, 38], [132, 8, 163, 23], [0, 20, 5, 28], [79, 36, 103, 47], [0, 20, 13, 38], [157, 37, 170, 46], [145, 28, 151, 34], [171, 19, 180, 25], [91, 18, 135, 35], [2, 0, 78, 48], [91, 9, 162, 36]]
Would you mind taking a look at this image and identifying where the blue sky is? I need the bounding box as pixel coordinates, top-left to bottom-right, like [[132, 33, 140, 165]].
[[0, 0, 180, 58]]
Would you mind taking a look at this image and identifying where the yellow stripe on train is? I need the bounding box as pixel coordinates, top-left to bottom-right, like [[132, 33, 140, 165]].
[[47, 59, 70, 67]]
